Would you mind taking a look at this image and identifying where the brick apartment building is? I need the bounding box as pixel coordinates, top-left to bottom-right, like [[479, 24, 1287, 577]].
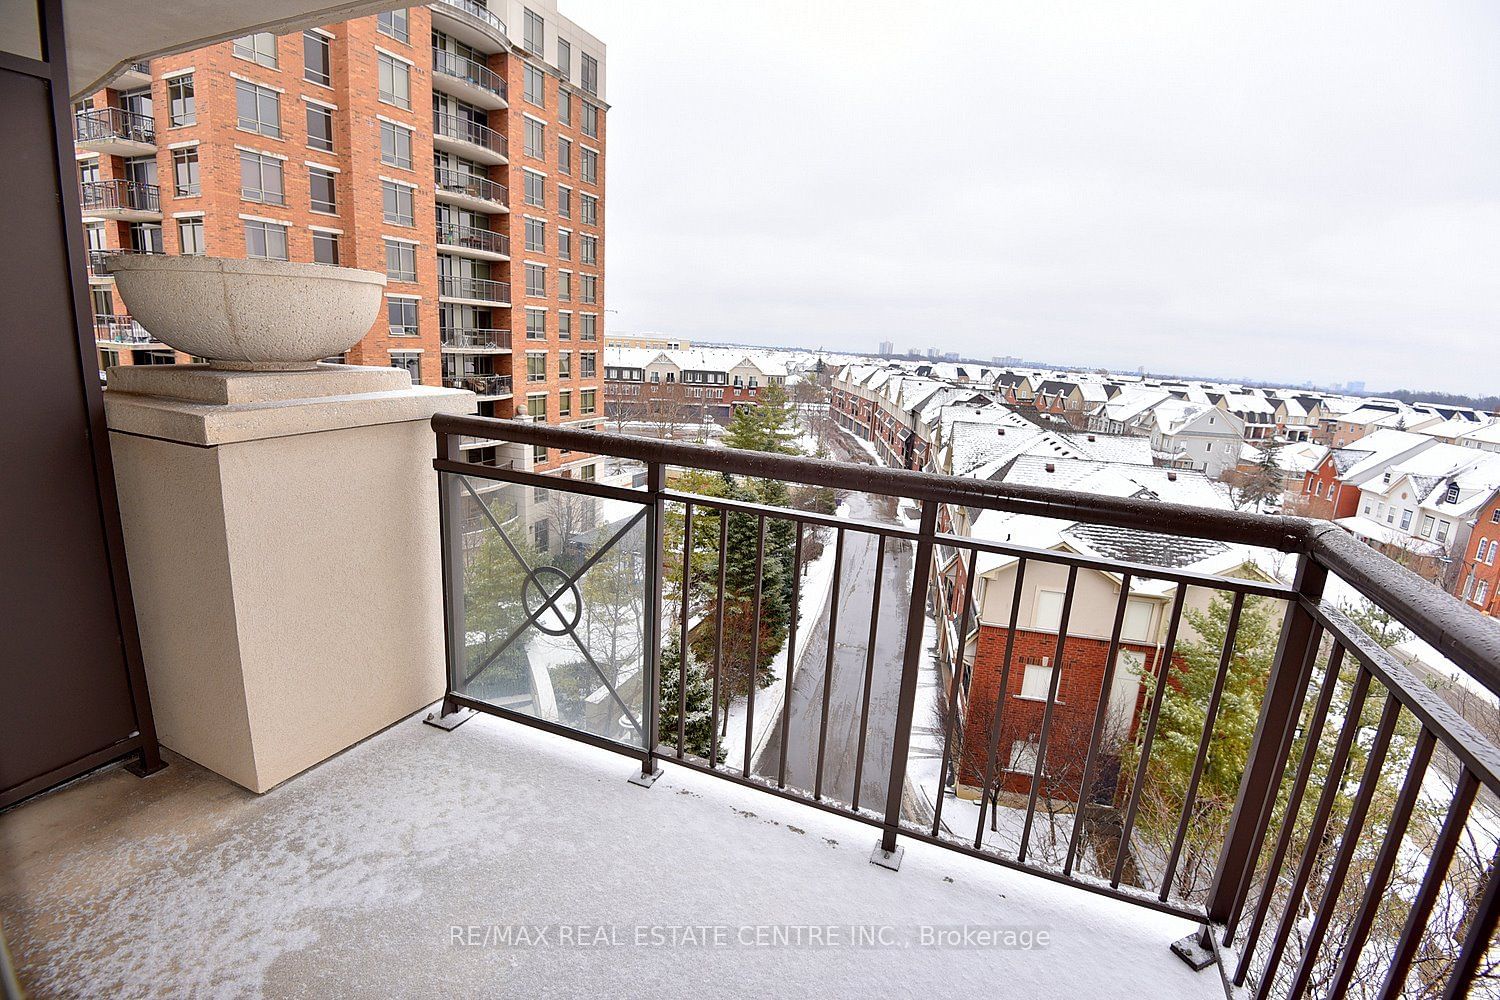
[[75, 0, 606, 476], [1457, 489, 1500, 617]]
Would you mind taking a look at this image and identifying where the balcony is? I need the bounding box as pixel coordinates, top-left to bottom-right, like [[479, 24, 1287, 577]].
[[432, 47, 507, 109], [73, 107, 156, 156], [434, 167, 508, 213], [86, 247, 161, 280], [444, 373, 513, 397], [428, 0, 508, 53], [79, 178, 161, 221], [433, 111, 508, 166], [436, 220, 510, 260], [92, 313, 156, 345], [439, 274, 510, 307], [441, 326, 512, 351]]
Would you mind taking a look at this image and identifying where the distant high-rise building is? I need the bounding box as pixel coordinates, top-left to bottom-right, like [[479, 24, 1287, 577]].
[[1347, 380, 1366, 394], [926, 348, 940, 360], [878, 340, 893, 357]]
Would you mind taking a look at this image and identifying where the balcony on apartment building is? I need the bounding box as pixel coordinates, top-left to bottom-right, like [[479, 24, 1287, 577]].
[[441, 326, 512, 351], [73, 106, 156, 156], [429, 0, 509, 49], [432, 110, 508, 166], [86, 246, 162, 281], [443, 372, 513, 397], [431, 46, 508, 108], [436, 220, 510, 260], [91, 312, 156, 344], [433, 166, 508, 212], [79, 177, 161, 221], [438, 273, 510, 307]]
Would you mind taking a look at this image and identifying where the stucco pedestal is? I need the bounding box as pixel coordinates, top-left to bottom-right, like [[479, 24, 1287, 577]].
[[104, 364, 476, 792]]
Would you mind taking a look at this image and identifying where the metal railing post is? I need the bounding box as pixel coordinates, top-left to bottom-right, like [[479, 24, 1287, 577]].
[[633, 461, 666, 784], [1203, 554, 1327, 934], [425, 429, 475, 731], [873, 499, 938, 869]]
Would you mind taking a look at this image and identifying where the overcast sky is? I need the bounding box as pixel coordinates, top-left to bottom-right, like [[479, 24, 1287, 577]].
[[562, 1, 1499, 395]]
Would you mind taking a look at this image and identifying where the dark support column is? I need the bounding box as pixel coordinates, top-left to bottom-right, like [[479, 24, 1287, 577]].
[[631, 461, 666, 787], [425, 430, 474, 732], [873, 499, 938, 870]]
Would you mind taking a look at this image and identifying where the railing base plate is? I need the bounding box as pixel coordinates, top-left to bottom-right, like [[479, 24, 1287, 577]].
[[424, 707, 477, 731], [1170, 931, 1215, 972], [869, 843, 904, 871], [628, 767, 663, 788]]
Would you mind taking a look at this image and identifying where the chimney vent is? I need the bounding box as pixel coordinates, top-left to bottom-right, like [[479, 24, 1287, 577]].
[[997, 428, 1005, 436], [1167, 471, 1178, 481], [1087, 434, 1096, 442], [1045, 462, 1056, 473]]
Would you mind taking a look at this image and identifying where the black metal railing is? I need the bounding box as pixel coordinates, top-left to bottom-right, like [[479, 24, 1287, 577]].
[[86, 247, 161, 276], [79, 179, 160, 215], [434, 167, 507, 206], [436, 221, 510, 257], [432, 47, 507, 102], [439, 274, 510, 303], [428, 415, 1500, 1000], [441, 327, 512, 350], [74, 107, 156, 146], [93, 314, 154, 344], [443, 374, 512, 396], [433, 111, 507, 159], [431, 0, 507, 37]]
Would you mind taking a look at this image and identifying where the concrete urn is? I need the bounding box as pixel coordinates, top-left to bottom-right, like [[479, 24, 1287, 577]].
[[105, 255, 386, 371]]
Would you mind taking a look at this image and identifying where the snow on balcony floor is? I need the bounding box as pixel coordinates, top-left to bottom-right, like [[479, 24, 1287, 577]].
[[0, 711, 1220, 1000]]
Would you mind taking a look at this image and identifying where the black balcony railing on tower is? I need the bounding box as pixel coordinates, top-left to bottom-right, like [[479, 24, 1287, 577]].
[[443, 374, 512, 396], [441, 327, 511, 350], [433, 167, 507, 206], [73, 106, 155, 145], [79, 178, 159, 214], [432, 111, 507, 159], [427, 414, 1500, 1000], [86, 247, 161, 277], [439, 274, 509, 303], [436, 221, 510, 257], [92, 314, 153, 344], [432, 47, 508, 102], [431, 0, 507, 37]]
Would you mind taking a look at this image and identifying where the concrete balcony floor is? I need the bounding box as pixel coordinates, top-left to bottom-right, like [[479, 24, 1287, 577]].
[[1, 713, 1218, 1000]]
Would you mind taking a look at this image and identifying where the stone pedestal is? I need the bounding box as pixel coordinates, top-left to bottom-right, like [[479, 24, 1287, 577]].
[[104, 364, 475, 793]]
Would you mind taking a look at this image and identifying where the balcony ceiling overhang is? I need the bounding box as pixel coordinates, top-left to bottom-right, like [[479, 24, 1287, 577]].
[[53, 0, 407, 98]]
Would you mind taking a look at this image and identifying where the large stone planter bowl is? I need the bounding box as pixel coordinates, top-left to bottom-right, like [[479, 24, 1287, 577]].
[[105, 256, 386, 371]]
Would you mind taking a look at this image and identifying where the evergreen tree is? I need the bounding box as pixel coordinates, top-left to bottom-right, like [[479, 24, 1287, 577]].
[[657, 634, 722, 762], [723, 384, 801, 454], [1234, 440, 1286, 511]]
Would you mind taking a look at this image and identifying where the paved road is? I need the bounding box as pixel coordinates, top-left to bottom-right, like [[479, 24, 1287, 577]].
[[753, 436, 921, 813]]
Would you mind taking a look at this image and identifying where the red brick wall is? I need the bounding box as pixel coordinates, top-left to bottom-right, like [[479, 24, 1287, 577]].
[[956, 624, 1160, 802], [1455, 491, 1500, 617], [1298, 455, 1358, 520]]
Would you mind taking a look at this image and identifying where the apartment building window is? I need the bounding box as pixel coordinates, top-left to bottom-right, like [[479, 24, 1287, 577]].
[[579, 313, 596, 341], [580, 274, 597, 304], [521, 262, 545, 298], [580, 351, 596, 377], [172, 147, 200, 196], [559, 351, 572, 378], [384, 239, 417, 282], [524, 9, 544, 54], [558, 91, 572, 125], [558, 270, 572, 301], [559, 311, 572, 340], [125, 154, 157, 187], [236, 81, 281, 138], [581, 53, 598, 95], [524, 64, 545, 107], [558, 389, 572, 417], [524, 118, 544, 159], [580, 388, 596, 415], [527, 352, 547, 382], [312, 229, 340, 265], [306, 103, 334, 152], [78, 158, 99, 190], [177, 217, 204, 255], [378, 52, 412, 109], [390, 350, 421, 382], [526, 308, 547, 340], [240, 150, 285, 204], [557, 185, 572, 218], [129, 222, 163, 253], [580, 148, 597, 184], [380, 120, 413, 169], [388, 296, 419, 336], [303, 31, 331, 87], [382, 180, 415, 226], [580, 234, 597, 264], [377, 9, 409, 44], [581, 192, 597, 224], [557, 137, 572, 174], [244, 220, 289, 260], [556, 39, 571, 79], [233, 32, 278, 68], [309, 167, 337, 214], [557, 229, 571, 260], [525, 216, 545, 252], [167, 75, 195, 126], [581, 101, 598, 137]]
